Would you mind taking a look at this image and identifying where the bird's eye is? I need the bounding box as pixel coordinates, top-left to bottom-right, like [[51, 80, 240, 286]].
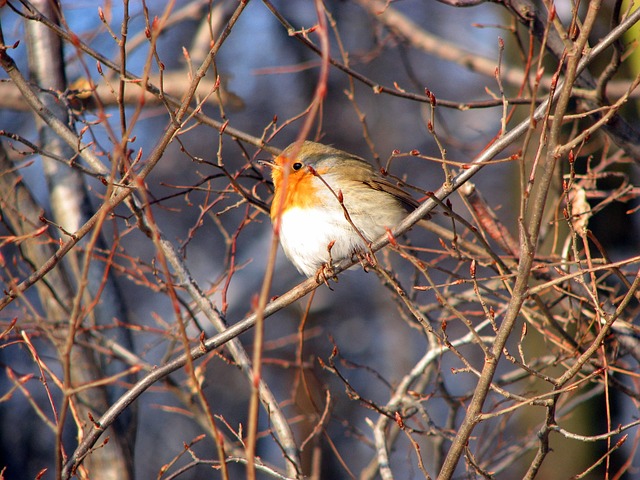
[[292, 162, 303, 171]]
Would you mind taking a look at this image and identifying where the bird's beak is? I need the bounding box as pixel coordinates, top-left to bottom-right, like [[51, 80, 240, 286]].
[[257, 159, 279, 169]]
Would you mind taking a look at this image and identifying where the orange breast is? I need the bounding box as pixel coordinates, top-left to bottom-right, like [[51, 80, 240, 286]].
[[271, 167, 328, 220]]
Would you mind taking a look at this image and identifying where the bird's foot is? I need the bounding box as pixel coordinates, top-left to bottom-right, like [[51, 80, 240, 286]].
[[315, 263, 338, 289], [354, 248, 377, 272]]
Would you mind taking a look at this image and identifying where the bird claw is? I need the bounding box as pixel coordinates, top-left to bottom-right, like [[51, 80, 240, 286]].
[[314, 240, 338, 288], [315, 263, 337, 289], [354, 249, 376, 272]]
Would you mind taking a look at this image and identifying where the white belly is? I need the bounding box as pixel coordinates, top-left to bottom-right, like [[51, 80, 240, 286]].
[[278, 206, 371, 277]]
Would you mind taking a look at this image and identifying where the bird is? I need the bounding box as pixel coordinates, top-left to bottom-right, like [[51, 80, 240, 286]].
[[262, 140, 420, 278]]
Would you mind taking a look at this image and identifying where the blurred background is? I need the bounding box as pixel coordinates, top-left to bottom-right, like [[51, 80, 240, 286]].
[[1, 0, 639, 478]]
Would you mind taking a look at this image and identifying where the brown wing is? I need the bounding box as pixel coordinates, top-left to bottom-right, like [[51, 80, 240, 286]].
[[364, 176, 420, 212], [335, 153, 419, 212], [300, 144, 420, 212]]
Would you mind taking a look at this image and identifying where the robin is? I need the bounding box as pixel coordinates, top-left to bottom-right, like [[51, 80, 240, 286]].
[[261, 140, 420, 278]]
